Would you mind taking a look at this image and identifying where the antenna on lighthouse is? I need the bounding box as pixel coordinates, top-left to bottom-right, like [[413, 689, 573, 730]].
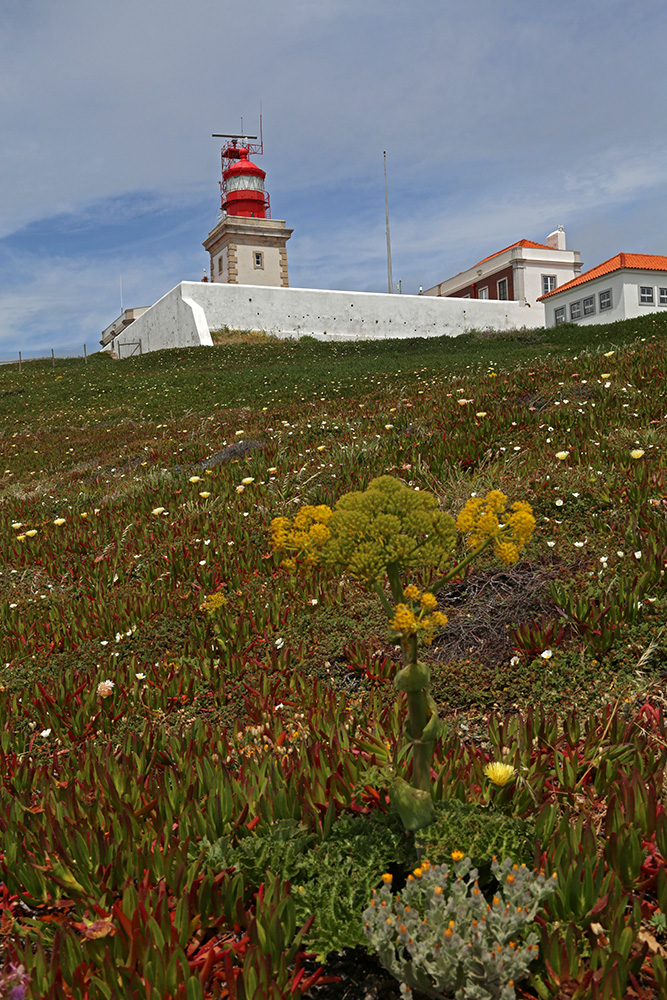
[[211, 120, 270, 219], [203, 111, 292, 289]]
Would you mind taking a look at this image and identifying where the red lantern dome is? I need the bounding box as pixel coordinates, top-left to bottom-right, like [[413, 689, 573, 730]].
[[221, 147, 269, 219]]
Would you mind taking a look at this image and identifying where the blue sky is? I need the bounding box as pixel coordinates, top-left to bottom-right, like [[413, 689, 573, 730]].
[[2, 0, 667, 354]]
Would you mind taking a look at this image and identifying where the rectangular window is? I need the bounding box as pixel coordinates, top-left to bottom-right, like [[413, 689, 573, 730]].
[[599, 289, 612, 311], [640, 285, 654, 304], [542, 275, 557, 295], [660, 287, 667, 305], [218, 256, 224, 274], [554, 306, 566, 325], [570, 301, 582, 320], [497, 278, 508, 300], [583, 296, 595, 316], [477, 286, 489, 299], [253, 251, 264, 269]]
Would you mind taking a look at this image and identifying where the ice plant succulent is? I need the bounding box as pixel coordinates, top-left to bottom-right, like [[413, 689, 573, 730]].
[[484, 762, 517, 787]]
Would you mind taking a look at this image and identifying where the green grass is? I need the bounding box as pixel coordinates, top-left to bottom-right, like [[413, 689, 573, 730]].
[[2, 310, 666, 430], [2, 312, 667, 998]]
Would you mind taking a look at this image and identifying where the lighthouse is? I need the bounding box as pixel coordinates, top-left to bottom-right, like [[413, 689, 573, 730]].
[[203, 129, 292, 287]]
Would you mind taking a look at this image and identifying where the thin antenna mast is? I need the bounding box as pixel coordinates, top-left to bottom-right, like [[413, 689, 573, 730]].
[[384, 151, 393, 294]]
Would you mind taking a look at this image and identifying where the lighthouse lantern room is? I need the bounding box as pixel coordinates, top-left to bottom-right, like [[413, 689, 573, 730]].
[[203, 125, 292, 287]]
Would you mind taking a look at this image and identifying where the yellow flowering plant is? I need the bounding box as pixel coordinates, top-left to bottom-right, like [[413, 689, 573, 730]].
[[269, 504, 333, 574], [270, 476, 535, 832], [199, 591, 228, 614], [484, 761, 517, 787]]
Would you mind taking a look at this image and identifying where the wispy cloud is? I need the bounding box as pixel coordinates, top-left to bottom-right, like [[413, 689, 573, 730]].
[[0, 247, 198, 357], [2, 0, 667, 349]]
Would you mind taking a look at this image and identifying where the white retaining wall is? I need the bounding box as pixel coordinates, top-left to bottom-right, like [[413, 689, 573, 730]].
[[109, 282, 545, 357]]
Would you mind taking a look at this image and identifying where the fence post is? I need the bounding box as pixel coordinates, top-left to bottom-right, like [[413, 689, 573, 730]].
[[51, 348, 55, 369], [18, 351, 22, 373], [84, 344, 87, 364]]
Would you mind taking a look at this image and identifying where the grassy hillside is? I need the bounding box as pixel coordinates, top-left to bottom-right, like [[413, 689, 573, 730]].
[[2, 314, 667, 998], [1, 311, 665, 429]]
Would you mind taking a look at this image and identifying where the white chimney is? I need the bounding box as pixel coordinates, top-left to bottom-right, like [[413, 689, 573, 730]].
[[545, 226, 566, 251]]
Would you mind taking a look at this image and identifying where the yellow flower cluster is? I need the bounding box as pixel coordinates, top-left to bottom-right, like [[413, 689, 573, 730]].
[[390, 586, 448, 644], [322, 476, 457, 583], [200, 591, 228, 613], [270, 504, 333, 573], [456, 490, 535, 565]]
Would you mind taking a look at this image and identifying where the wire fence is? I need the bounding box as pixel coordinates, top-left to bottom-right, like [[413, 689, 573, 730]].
[[0, 343, 101, 369]]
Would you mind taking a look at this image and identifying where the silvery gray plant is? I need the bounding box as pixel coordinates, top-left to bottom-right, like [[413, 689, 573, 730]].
[[363, 855, 557, 1000]]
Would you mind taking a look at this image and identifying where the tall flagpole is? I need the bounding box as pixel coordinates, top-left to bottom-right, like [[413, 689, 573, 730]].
[[384, 151, 393, 294]]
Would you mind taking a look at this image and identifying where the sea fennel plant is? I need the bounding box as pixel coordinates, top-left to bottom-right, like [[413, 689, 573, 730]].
[[270, 477, 534, 831]]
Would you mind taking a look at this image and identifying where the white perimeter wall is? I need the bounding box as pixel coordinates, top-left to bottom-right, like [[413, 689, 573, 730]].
[[110, 281, 545, 357]]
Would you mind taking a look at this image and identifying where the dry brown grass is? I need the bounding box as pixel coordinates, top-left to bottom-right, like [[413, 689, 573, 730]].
[[430, 559, 563, 667], [210, 327, 278, 345]]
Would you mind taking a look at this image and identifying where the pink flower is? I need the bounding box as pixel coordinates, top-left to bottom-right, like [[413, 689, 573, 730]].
[[97, 680, 115, 698]]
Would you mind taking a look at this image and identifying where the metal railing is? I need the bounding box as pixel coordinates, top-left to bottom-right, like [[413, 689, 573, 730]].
[[0, 343, 97, 370]]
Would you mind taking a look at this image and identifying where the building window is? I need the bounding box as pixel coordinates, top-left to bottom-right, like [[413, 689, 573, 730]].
[[599, 289, 612, 311], [497, 278, 508, 300], [218, 256, 224, 274], [554, 306, 566, 325], [660, 287, 667, 305], [583, 296, 595, 316], [570, 301, 582, 320], [477, 286, 489, 299], [640, 285, 654, 304], [542, 275, 557, 295], [253, 251, 264, 269]]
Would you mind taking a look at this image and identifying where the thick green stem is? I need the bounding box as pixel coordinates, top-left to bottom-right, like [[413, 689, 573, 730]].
[[386, 562, 404, 606], [402, 636, 431, 792], [410, 717, 432, 791]]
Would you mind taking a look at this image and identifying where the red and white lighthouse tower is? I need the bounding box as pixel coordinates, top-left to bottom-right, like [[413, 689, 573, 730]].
[[203, 126, 292, 286], [221, 145, 268, 219]]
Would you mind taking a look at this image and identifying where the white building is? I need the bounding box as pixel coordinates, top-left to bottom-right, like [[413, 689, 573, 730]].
[[422, 228, 582, 307], [538, 253, 667, 327], [100, 307, 149, 354]]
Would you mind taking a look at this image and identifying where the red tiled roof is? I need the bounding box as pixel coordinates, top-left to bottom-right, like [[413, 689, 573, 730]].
[[538, 253, 667, 300], [474, 239, 553, 267]]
